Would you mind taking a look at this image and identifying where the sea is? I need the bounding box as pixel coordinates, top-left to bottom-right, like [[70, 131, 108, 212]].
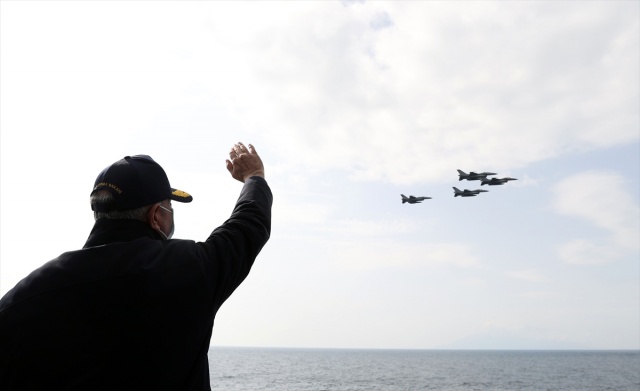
[[208, 347, 639, 390]]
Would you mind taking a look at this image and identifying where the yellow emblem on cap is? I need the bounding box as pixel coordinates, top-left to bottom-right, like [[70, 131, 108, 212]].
[[95, 182, 123, 194], [172, 189, 190, 198]]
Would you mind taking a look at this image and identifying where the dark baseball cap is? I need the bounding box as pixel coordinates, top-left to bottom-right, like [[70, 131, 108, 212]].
[[90, 155, 193, 212]]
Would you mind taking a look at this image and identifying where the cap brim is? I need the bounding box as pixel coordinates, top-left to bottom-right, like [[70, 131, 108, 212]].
[[170, 188, 193, 203]]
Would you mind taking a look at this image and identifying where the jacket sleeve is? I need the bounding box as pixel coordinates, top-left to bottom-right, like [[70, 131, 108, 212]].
[[196, 176, 273, 310]]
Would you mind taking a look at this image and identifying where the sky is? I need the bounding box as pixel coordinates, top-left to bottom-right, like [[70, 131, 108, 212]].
[[1, 1, 638, 350]]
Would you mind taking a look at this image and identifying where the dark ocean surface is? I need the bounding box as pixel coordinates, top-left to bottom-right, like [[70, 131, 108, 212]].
[[208, 347, 639, 390]]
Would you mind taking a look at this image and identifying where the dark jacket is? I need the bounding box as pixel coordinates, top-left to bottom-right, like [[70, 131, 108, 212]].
[[0, 176, 272, 390]]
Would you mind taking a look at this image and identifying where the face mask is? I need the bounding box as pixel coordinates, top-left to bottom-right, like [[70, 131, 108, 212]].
[[157, 204, 175, 240], [166, 221, 175, 239], [157, 222, 174, 240]]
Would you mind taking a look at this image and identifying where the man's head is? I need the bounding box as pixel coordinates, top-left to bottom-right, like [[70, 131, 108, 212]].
[[90, 155, 192, 239]]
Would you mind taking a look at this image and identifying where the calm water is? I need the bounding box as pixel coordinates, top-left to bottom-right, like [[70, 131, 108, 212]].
[[208, 347, 639, 390]]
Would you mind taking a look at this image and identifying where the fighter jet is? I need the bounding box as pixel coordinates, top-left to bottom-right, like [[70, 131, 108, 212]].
[[453, 187, 488, 197], [457, 170, 497, 181], [480, 177, 518, 186], [401, 194, 432, 204]]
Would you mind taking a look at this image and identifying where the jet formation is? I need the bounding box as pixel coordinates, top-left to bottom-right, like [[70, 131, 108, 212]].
[[402, 169, 518, 203], [453, 169, 518, 197]]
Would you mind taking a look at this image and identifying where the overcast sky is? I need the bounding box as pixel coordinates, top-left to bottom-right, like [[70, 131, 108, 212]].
[[1, 1, 638, 350]]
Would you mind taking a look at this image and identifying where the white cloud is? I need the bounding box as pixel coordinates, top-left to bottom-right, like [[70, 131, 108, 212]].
[[219, 2, 639, 185], [552, 170, 640, 264], [328, 218, 419, 237], [557, 239, 624, 266], [274, 201, 334, 227], [506, 269, 550, 283], [327, 240, 482, 271], [2, 2, 636, 186], [519, 291, 559, 300]]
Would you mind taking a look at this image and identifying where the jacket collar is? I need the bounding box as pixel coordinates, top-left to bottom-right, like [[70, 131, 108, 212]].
[[83, 218, 163, 248]]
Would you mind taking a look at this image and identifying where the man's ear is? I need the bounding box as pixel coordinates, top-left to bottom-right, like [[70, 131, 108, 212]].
[[147, 204, 162, 230]]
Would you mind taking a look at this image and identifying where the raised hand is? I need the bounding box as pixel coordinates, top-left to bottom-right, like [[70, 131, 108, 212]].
[[226, 142, 265, 183]]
